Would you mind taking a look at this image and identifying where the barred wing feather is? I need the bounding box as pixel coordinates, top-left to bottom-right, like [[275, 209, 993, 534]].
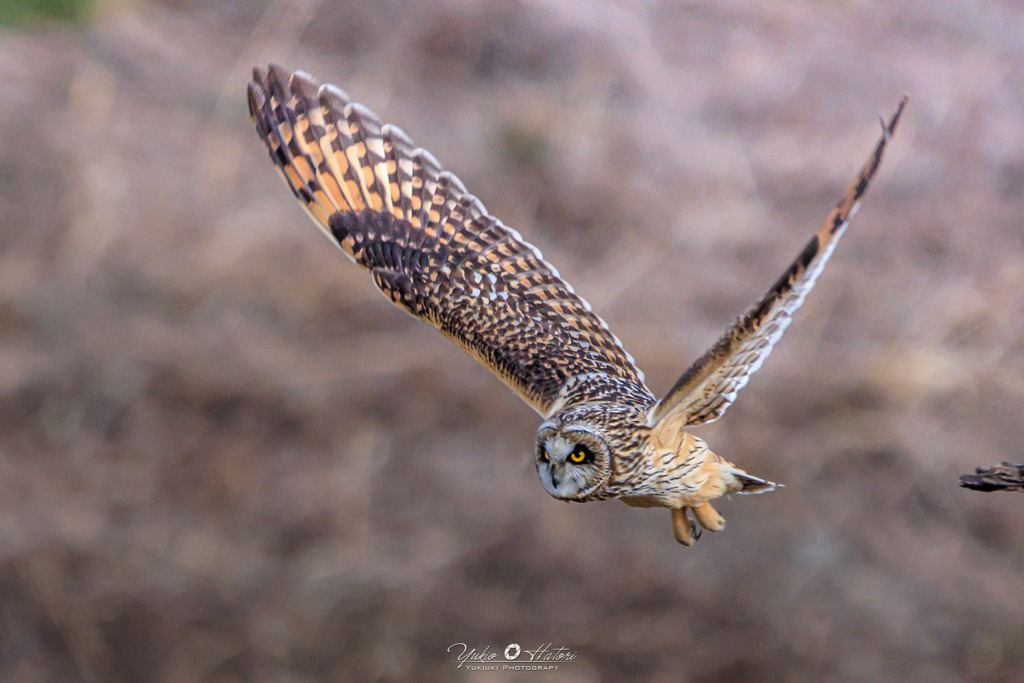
[[248, 65, 653, 417], [649, 98, 907, 430]]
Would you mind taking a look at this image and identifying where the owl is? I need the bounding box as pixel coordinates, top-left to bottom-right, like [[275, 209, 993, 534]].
[[248, 65, 905, 545]]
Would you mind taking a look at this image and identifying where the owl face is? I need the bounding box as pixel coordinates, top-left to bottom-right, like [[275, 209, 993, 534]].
[[534, 418, 613, 501]]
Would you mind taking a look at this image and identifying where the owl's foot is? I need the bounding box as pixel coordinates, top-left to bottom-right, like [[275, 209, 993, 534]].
[[692, 501, 725, 532], [671, 503, 726, 545], [671, 508, 701, 546]]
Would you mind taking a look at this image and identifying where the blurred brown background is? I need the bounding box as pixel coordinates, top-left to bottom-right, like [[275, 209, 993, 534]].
[[1, 0, 1023, 680]]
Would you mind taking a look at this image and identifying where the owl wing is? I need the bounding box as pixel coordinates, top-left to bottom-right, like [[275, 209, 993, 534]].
[[248, 65, 653, 417], [648, 97, 906, 431]]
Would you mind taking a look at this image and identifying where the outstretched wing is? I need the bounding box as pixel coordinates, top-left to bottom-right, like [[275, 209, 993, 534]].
[[649, 97, 907, 431], [248, 65, 653, 417]]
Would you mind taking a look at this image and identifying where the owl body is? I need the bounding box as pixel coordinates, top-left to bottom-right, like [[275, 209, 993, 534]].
[[535, 399, 750, 504], [623, 429, 750, 509], [248, 65, 904, 545]]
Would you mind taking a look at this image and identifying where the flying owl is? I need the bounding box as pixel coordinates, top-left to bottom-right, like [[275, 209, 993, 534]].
[[248, 65, 905, 545]]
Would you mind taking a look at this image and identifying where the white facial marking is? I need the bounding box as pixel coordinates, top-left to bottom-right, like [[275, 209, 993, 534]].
[[538, 435, 593, 499]]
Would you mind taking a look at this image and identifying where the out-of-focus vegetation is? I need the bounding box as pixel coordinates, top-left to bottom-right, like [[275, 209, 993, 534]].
[[0, 0, 93, 26], [1, 0, 1023, 680]]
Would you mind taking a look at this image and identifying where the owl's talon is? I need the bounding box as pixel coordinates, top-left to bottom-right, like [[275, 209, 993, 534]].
[[671, 508, 700, 546], [693, 501, 725, 532]]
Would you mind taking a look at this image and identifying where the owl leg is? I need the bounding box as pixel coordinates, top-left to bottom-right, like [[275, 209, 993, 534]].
[[692, 501, 726, 532], [671, 508, 701, 546]]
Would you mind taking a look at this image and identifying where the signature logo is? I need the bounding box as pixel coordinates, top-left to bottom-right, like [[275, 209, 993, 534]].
[[447, 642, 578, 671]]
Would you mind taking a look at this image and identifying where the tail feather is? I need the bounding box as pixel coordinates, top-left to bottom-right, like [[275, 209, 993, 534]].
[[728, 467, 777, 495]]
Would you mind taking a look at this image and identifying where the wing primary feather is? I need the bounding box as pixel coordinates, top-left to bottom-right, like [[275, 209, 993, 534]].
[[317, 84, 367, 215], [255, 66, 335, 231], [344, 101, 392, 215], [411, 149, 443, 229], [383, 124, 417, 222]]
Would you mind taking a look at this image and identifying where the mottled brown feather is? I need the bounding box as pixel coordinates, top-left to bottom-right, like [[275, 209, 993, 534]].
[[248, 65, 652, 416], [649, 97, 907, 429]]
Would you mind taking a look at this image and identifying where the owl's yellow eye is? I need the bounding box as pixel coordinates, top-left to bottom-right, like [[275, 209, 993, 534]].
[[539, 449, 550, 462], [569, 446, 592, 464]]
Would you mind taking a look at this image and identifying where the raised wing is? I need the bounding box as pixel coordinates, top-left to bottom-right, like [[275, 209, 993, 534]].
[[649, 97, 907, 431], [248, 65, 653, 417]]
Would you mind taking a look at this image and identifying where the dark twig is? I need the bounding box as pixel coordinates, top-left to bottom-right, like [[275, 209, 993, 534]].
[[959, 463, 1024, 492]]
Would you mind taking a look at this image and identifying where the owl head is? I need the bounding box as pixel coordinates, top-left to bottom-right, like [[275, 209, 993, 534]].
[[534, 407, 618, 501]]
